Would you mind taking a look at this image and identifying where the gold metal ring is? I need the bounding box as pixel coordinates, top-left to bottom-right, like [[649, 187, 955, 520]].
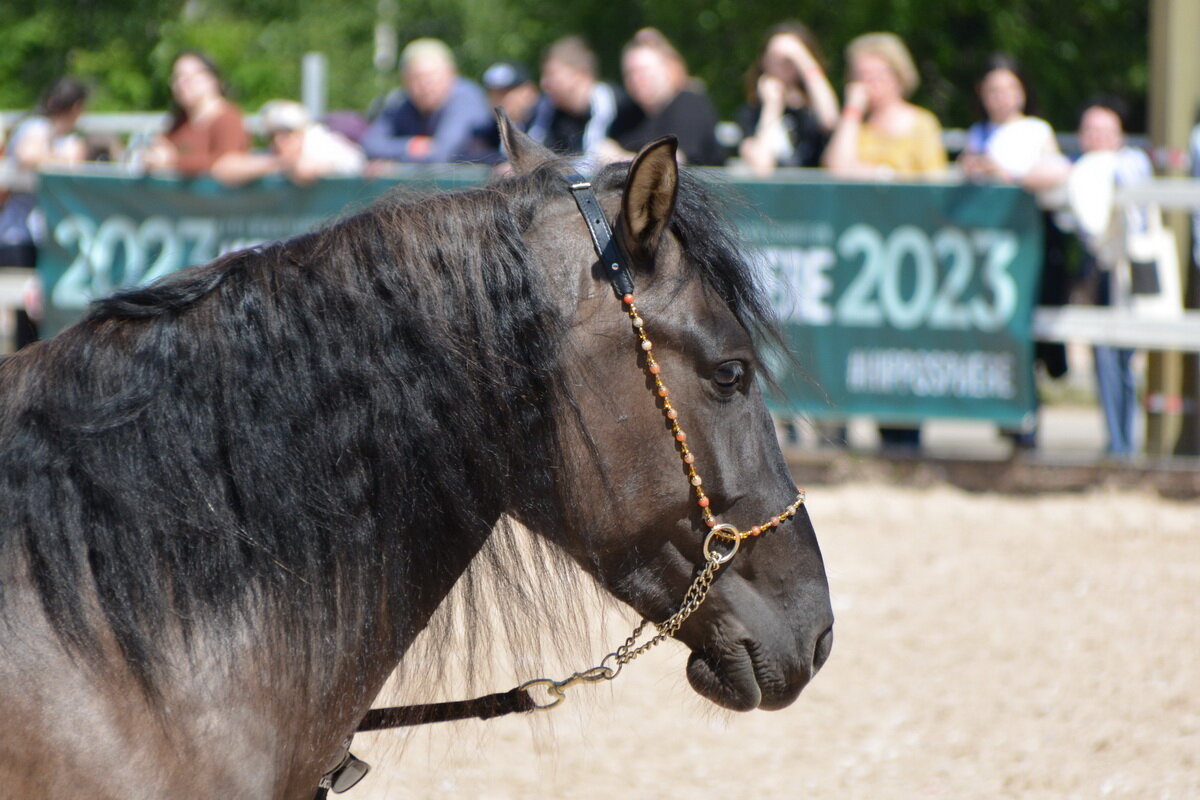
[[703, 525, 741, 564]]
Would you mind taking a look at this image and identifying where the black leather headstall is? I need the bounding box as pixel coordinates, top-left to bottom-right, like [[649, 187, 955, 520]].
[[566, 174, 635, 298]]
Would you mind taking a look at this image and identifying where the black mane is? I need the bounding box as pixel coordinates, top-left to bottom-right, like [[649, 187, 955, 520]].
[[0, 162, 774, 695]]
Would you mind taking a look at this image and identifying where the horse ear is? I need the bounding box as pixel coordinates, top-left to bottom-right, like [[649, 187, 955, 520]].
[[619, 136, 679, 263], [496, 108, 556, 174]]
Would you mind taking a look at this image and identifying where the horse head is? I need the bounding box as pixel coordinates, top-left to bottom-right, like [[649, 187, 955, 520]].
[[500, 115, 834, 711]]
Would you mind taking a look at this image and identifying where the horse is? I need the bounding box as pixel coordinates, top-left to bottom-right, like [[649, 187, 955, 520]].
[[0, 117, 833, 799]]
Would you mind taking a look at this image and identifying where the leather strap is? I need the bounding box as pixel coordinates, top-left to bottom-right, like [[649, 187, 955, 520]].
[[566, 175, 635, 297], [356, 687, 537, 731]]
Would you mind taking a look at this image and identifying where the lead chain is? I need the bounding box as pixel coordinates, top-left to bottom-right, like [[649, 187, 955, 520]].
[[606, 551, 724, 669]]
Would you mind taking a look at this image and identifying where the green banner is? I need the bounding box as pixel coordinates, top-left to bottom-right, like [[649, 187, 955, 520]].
[[35, 167, 485, 335], [36, 170, 1041, 425], [732, 180, 1042, 425]]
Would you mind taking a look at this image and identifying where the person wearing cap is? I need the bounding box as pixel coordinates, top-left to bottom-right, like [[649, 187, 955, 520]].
[[361, 38, 492, 164], [470, 61, 542, 163], [211, 100, 365, 185]]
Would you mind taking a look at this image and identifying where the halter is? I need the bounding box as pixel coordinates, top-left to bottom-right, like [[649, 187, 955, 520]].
[[316, 175, 806, 796], [566, 175, 806, 551], [513, 177, 808, 701]]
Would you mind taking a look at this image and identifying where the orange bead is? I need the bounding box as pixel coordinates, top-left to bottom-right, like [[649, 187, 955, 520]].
[[697, 496, 709, 508], [704, 517, 716, 528], [683, 453, 695, 464], [751, 525, 762, 536], [666, 409, 678, 420], [770, 516, 781, 527], [648, 364, 661, 374], [657, 387, 669, 397], [622, 293, 635, 305], [674, 432, 687, 442]]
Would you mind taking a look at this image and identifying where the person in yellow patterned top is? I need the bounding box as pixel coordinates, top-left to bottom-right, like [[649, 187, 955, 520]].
[[822, 32, 946, 180]]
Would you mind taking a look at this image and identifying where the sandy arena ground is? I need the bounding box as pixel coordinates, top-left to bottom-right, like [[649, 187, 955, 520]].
[[350, 482, 1197, 800]]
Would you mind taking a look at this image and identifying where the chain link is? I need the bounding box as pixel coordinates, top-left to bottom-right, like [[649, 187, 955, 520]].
[[522, 548, 727, 709]]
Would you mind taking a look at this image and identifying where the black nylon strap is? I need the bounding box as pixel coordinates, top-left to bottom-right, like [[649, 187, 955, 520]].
[[355, 687, 537, 731], [566, 175, 635, 297]]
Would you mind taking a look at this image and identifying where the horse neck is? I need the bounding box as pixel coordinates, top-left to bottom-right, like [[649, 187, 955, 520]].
[[229, 206, 563, 720]]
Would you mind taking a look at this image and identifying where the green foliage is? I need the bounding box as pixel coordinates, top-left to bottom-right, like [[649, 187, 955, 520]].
[[0, 0, 1149, 133]]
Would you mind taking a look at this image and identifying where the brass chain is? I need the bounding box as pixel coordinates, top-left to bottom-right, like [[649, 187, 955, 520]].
[[513, 542, 720, 710]]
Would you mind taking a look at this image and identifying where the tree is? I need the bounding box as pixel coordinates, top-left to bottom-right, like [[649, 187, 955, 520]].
[[0, 0, 1150, 135]]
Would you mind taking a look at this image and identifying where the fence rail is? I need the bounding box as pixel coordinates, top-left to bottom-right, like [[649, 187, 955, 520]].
[[1032, 307, 1200, 352]]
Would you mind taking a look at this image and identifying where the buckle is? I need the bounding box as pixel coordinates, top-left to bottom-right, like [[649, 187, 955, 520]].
[[319, 750, 371, 794]]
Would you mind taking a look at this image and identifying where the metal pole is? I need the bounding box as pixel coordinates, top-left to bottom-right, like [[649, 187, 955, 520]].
[[1147, 0, 1200, 455], [301, 52, 328, 120]]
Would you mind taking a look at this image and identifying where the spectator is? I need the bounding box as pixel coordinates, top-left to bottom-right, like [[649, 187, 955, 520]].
[[961, 55, 1072, 448], [602, 28, 726, 167], [737, 21, 839, 176], [959, 54, 1070, 195], [212, 100, 365, 186], [823, 32, 947, 450], [143, 51, 249, 176], [471, 61, 541, 163], [360, 38, 492, 164], [1, 76, 89, 349], [526, 36, 622, 165], [822, 32, 947, 179], [1070, 97, 1156, 457], [4, 77, 89, 177]]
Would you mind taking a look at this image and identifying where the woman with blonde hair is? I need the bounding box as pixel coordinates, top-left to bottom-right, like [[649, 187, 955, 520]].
[[822, 32, 946, 179]]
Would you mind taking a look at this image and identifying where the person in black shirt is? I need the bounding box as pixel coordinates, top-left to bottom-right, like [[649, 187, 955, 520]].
[[600, 28, 726, 167], [525, 36, 622, 166], [736, 21, 839, 175]]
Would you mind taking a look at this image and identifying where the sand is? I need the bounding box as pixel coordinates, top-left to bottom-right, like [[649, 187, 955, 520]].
[[350, 482, 1197, 800]]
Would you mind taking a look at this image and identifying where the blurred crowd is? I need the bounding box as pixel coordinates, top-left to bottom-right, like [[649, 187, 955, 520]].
[[1, 23, 1195, 458]]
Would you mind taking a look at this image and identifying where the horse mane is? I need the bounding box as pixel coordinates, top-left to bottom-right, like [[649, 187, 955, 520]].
[[0, 160, 776, 700]]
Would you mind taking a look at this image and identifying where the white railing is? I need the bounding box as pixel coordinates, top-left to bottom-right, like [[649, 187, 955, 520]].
[[1032, 177, 1198, 352], [1032, 307, 1200, 351]]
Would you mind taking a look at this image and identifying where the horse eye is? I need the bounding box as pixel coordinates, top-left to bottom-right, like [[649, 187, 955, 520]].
[[713, 360, 746, 391]]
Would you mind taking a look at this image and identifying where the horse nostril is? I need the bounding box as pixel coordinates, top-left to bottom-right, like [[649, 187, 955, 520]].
[[812, 626, 834, 672]]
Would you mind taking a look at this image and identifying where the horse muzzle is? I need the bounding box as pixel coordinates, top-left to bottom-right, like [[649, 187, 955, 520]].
[[683, 616, 833, 711]]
